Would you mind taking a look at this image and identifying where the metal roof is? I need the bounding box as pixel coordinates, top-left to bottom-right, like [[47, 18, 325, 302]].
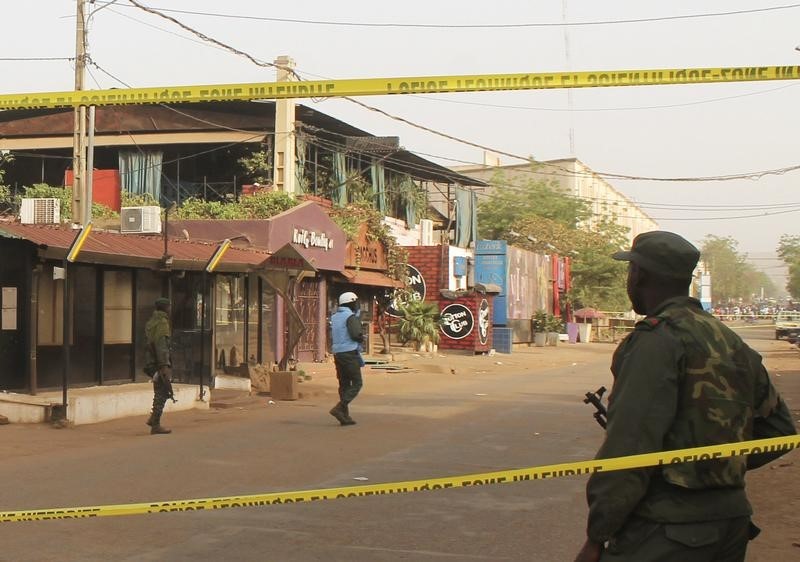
[[0, 101, 486, 187], [0, 222, 270, 272]]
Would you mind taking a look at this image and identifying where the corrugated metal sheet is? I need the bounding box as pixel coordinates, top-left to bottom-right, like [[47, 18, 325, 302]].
[[0, 223, 269, 271], [0, 102, 486, 186], [337, 269, 403, 288]]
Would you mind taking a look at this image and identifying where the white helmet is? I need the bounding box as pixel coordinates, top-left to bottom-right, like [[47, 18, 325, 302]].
[[339, 291, 358, 305]]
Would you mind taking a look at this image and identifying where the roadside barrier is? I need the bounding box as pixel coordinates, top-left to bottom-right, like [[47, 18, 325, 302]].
[[1, 435, 796, 522]]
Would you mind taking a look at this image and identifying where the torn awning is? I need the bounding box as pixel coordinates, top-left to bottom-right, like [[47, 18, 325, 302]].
[[336, 269, 403, 288]]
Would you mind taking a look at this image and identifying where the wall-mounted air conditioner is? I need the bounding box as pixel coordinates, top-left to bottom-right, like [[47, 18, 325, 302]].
[[20, 198, 61, 224], [120, 206, 162, 234], [420, 219, 434, 246]]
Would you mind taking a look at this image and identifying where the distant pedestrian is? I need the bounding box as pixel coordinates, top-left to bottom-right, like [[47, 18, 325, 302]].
[[329, 292, 364, 426], [144, 297, 175, 435], [575, 231, 797, 562]]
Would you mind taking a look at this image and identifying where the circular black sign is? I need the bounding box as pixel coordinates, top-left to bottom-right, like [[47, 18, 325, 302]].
[[386, 264, 426, 317], [478, 299, 490, 345], [440, 303, 474, 340]]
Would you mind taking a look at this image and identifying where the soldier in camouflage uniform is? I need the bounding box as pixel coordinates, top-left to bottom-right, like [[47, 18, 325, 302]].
[[575, 231, 796, 562], [144, 297, 173, 435]]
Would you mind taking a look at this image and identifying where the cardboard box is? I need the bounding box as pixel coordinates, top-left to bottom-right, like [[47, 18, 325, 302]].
[[269, 371, 298, 401]]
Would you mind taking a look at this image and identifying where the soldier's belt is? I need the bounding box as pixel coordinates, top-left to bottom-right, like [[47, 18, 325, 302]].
[[1, 435, 797, 522]]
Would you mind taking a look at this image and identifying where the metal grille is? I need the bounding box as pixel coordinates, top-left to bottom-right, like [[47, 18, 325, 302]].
[[295, 279, 319, 354]]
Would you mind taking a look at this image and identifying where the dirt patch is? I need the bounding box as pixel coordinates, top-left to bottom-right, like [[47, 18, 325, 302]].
[[742, 339, 800, 560]]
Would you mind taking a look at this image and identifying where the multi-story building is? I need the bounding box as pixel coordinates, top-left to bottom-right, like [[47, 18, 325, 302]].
[[452, 155, 658, 245]]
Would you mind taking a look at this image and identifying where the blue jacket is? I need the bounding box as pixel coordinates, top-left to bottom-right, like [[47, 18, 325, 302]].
[[331, 306, 362, 354]]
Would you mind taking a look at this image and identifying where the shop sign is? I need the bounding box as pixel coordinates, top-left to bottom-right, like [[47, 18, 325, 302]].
[[440, 303, 474, 340], [478, 299, 490, 345], [292, 228, 334, 251], [386, 265, 426, 317]]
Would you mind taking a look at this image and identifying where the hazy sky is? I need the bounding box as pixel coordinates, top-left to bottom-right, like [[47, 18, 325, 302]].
[[2, 1, 798, 287]]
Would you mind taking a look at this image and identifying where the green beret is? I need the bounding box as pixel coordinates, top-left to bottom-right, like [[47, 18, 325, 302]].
[[154, 297, 171, 307], [613, 231, 700, 279]]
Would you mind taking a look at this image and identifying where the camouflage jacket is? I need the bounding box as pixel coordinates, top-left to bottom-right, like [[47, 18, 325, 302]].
[[586, 296, 796, 543], [144, 310, 171, 370]]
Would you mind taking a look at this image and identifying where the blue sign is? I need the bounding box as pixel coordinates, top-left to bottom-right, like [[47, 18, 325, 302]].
[[476, 239, 507, 255], [474, 242, 507, 326]]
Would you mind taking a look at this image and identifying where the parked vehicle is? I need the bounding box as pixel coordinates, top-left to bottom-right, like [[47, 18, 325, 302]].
[[774, 311, 800, 341]]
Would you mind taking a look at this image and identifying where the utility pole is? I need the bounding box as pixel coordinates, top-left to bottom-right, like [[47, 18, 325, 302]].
[[273, 55, 297, 196], [71, 0, 88, 225]]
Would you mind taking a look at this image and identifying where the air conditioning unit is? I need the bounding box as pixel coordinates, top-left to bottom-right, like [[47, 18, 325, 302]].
[[420, 219, 434, 246], [120, 206, 162, 234], [20, 198, 61, 224]]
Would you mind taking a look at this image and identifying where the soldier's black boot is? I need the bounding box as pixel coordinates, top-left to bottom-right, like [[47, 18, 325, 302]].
[[329, 402, 349, 425], [148, 401, 171, 434], [341, 402, 356, 425], [151, 424, 172, 435]]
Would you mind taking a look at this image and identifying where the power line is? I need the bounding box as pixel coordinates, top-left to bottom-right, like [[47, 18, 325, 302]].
[[299, 121, 800, 212], [115, 2, 800, 185], [67, 55, 800, 221], [299, 129, 800, 223], [99, 2, 800, 29], [105, 6, 230, 52], [97, 9, 800, 113], [379, 82, 800, 113], [0, 56, 74, 62], [89, 58, 270, 135], [127, 0, 288, 73]]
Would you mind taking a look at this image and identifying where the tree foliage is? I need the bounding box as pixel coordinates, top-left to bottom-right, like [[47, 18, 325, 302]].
[[478, 170, 590, 240], [237, 141, 273, 186], [14, 184, 116, 220], [397, 300, 440, 350], [0, 152, 12, 186], [778, 235, 800, 299], [477, 171, 629, 310], [174, 190, 295, 220], [700, 235, 771, 303], [328, 200, 408, 280]]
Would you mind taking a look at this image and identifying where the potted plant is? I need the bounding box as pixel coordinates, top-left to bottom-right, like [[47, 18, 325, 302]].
[[398, 301, 441, 353], [546, 315, 564, 346], [531, 310, 548, 347]]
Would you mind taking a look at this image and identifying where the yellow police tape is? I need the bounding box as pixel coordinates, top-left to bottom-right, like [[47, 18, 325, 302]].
[[1, 435, 797, 522], [1, 66, 799, 110]]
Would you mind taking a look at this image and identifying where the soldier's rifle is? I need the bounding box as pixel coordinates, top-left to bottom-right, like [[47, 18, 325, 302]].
[[583, 386, 607, 429]]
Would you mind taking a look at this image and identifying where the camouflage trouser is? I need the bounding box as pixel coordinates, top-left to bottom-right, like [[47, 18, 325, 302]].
[[601, 515, 752, 562], [150, 373, 172, 424]]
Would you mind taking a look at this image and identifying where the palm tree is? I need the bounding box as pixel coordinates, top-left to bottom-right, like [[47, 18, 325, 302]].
[[398, 301, 441, 351]]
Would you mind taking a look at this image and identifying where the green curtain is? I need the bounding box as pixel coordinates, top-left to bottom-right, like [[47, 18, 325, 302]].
[[401, 175, 417, 227], [370, 158, 386, 213], [333, 151, 347, 205], [119, 149, 163, 201], [454, 186, 477, 248]]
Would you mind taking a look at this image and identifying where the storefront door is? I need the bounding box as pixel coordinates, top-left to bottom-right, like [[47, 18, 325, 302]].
[[0, 244, 27, 391], [295, 278, 319, 361]]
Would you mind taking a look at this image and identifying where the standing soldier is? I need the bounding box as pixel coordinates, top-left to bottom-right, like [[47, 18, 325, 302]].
[[144, 297, 174, 435], [329, 292, 364, 426], [575, 231, 796, 562]]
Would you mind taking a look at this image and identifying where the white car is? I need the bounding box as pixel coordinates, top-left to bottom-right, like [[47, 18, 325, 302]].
[[775, 311, 800, 341]]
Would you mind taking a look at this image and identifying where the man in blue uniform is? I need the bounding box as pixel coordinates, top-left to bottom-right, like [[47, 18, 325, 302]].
[[329, 292, 364, 426]]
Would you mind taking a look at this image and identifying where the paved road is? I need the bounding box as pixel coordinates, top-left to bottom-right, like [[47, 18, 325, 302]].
[[0, 326, 795, 562], [0, 345, 612, 562]]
